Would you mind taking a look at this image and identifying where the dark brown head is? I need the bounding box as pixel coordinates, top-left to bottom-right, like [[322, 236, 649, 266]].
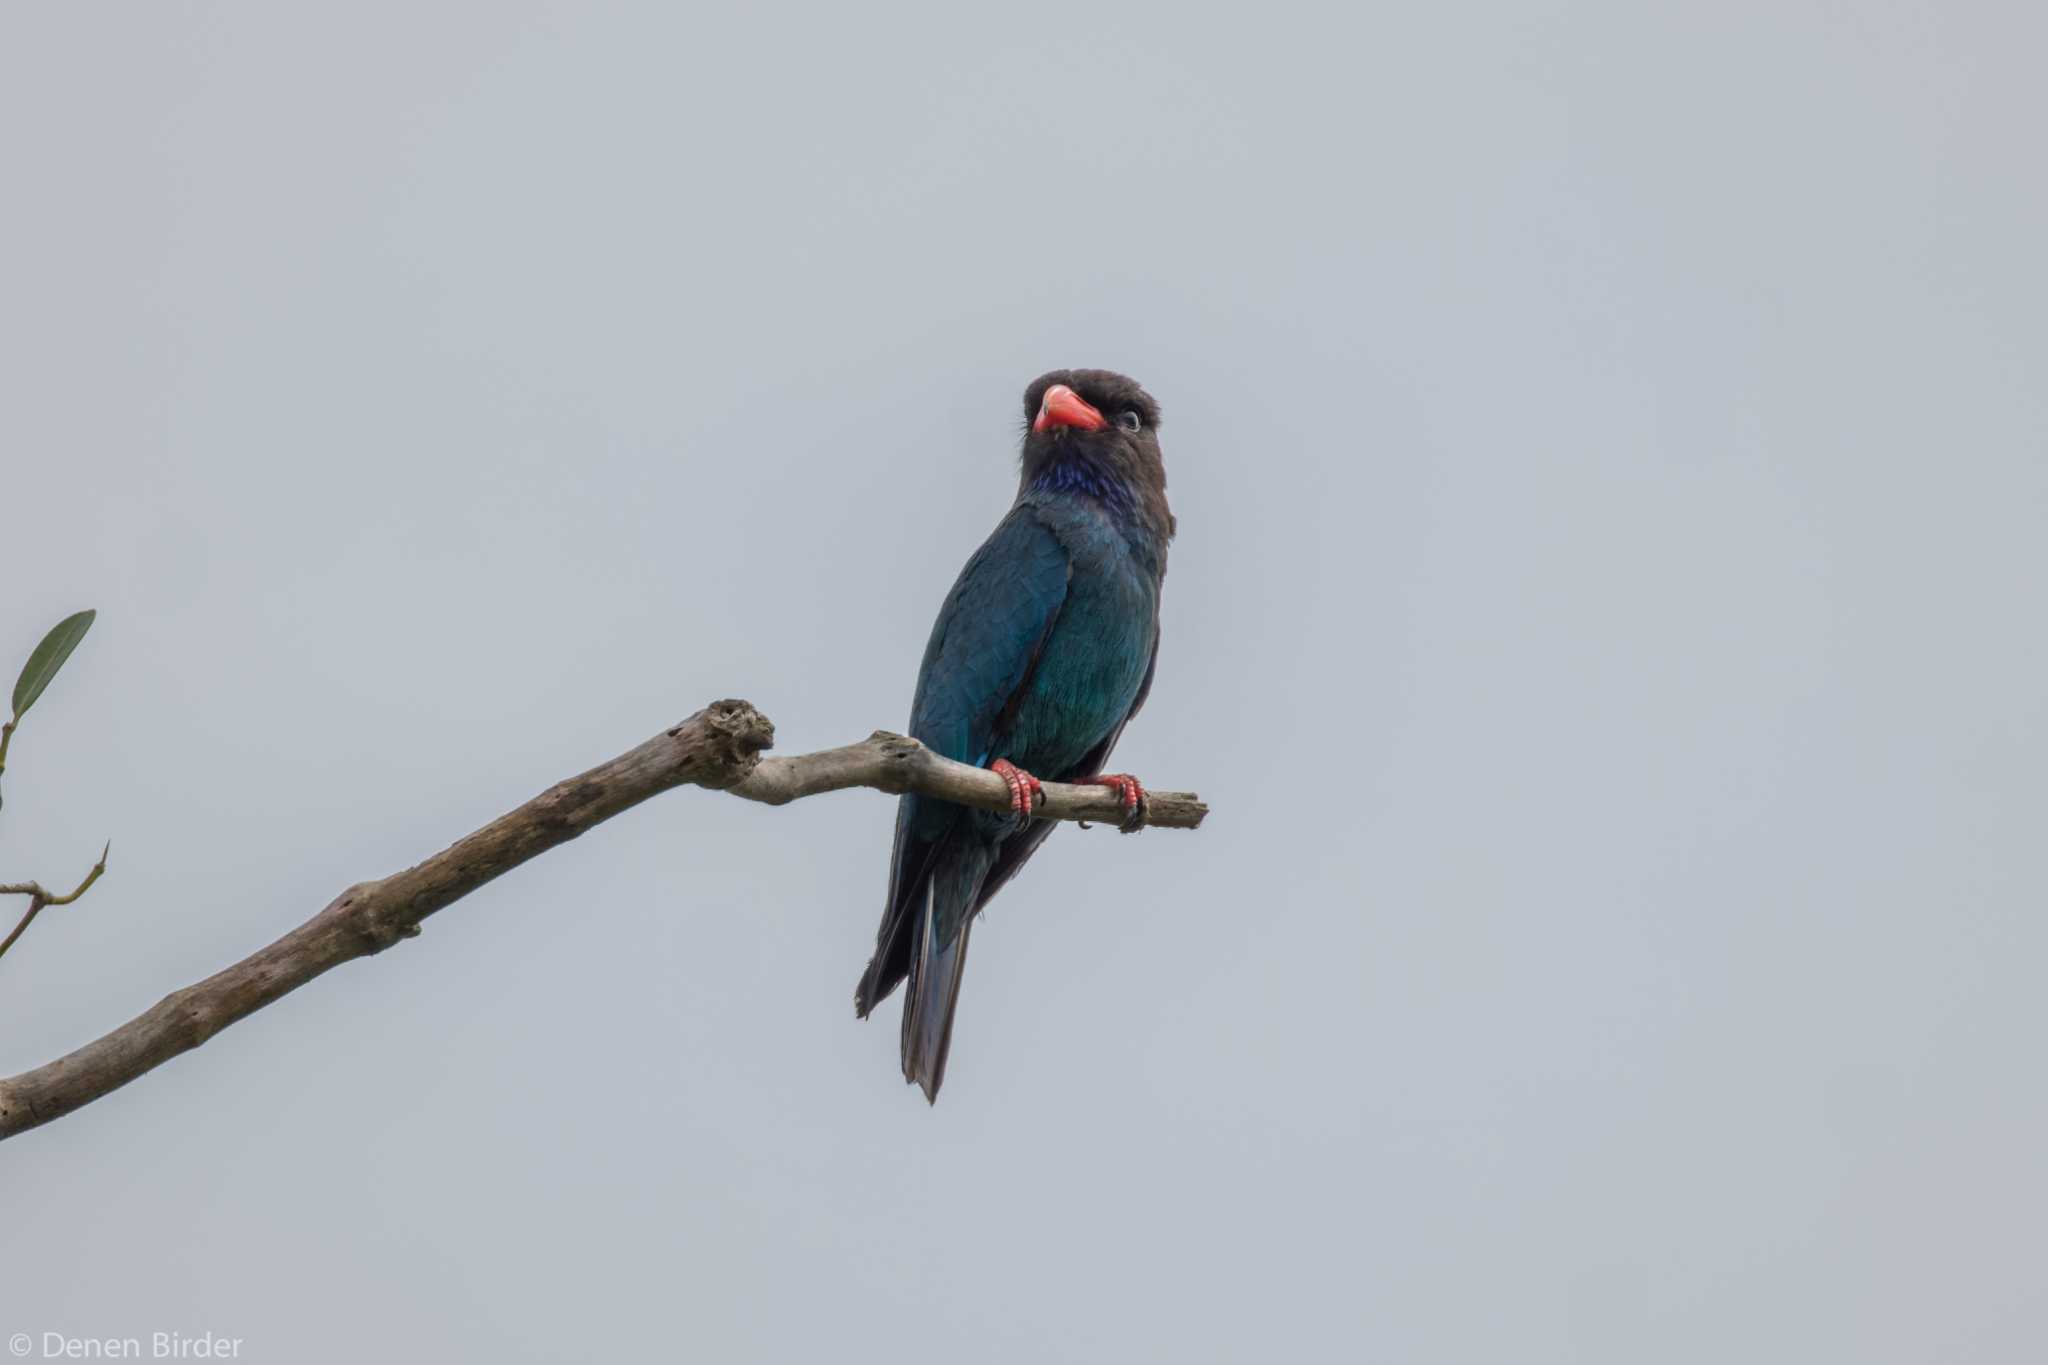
[[1018, 368, 1174, 550]]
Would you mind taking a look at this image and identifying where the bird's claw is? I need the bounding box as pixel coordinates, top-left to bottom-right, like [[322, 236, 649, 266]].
[[990, 759, 1045, 816], [1082, 773, 1148, 833]]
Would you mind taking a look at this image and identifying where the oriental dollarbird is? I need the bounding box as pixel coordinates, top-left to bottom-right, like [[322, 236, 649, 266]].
[[856, 369, 1174, 1102]]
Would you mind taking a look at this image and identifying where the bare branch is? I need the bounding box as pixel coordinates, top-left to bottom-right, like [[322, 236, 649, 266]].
[[0, 842, 112, 964], [0, 841, 113, 908], [729, 730, 1207, 829], [0, 700, 1205, 1141], [0, 900, 44, 964]]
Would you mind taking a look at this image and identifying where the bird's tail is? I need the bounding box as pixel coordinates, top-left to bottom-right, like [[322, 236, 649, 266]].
[[901, 837, 996, 1103]]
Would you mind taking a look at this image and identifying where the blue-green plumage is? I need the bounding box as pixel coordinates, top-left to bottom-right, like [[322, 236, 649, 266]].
[[856, 369, 1174, 1101]]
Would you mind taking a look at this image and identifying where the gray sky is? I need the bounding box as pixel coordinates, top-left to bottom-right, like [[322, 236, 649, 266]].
[[3, 3, 2044, 1361]]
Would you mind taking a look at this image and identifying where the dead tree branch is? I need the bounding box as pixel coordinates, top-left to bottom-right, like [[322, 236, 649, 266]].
[[0, 699, 1206, 1141], [729, 730, 1207, 827]]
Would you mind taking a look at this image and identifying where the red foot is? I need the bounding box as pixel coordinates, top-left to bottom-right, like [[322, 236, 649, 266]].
[[990, 758, 1044, 816], [1082, 773, 1148, 832]]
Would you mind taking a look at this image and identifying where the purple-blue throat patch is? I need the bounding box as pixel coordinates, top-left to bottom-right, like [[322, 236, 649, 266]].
[[1031, 456, 1138, 523]]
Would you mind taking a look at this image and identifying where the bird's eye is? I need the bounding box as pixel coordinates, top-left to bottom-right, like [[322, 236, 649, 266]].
[[1116, 409, 1143, 433]]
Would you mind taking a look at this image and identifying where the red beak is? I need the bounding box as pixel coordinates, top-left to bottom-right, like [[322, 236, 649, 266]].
[[1033, 384, 1107, 433]]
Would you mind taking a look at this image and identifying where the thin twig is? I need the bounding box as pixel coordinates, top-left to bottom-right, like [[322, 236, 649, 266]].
[[0, 842, 111, 964], [0, 899, 45, 962]]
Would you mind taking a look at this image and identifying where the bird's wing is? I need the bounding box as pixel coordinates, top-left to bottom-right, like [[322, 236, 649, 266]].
[[906, 505, 1073, 771], [855, 507, 1072, 1017], [1072, 620, 1160, 776]]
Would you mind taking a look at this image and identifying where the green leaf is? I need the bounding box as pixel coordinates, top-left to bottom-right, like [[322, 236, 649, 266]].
[[12, 609, 97, 719]]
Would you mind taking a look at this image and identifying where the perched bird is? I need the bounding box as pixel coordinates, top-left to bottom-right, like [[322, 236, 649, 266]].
[[856, 369, 1175, 1102]]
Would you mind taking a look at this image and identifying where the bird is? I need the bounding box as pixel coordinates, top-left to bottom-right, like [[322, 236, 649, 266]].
[[855, 368, 1175, 1102]]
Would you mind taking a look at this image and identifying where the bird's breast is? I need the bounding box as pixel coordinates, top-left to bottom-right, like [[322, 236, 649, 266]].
[[1002, 537, 1158, 776]]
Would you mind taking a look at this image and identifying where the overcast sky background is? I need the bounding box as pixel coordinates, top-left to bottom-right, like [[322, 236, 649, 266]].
[[3, 3, 2044, 1361]]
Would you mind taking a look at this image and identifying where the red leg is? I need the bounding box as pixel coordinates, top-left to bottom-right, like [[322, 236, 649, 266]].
[[1081, 773, 1148, 832], [990, 758, 1044, 816]]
